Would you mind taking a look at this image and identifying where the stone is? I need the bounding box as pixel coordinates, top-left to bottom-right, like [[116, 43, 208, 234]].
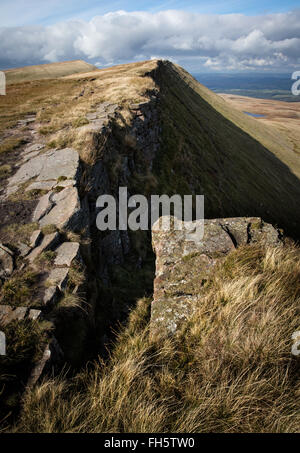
[[27, 336, 64, 387], [26, 232, 60, 263], [4, 307, 28, 324], [0, 305, 13, 325], [53, 179, 76, 189], [23, 143, 44, 154], [86, 112, 98, 120], [32, 192, 55, 222], [0, 244, 14, 278], [28, 309, 42, 320], [249, 220, 280, 245], [26, 180, 56, 192], [17, 242, 31, 257], [78, 119, 106, 132], [54, 242, 80, 267], [27, 344, 51, 387], [151, 216, 282, 337], [8, 153, 49, 189], [39, 186, 84, 230], [22, 150, 41, 162], [47, 268, 69, 291], [7, 148, 80, 193], [37, 148, 80, 182], [43, 286, 60, 307], [30, 230, 43, 248]]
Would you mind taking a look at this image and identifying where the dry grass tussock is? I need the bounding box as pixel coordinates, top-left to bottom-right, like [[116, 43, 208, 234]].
[[13, 242, 300, 433]]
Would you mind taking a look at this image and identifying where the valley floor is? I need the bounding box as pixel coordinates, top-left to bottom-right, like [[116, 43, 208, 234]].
[[220, 94, 300, 157]]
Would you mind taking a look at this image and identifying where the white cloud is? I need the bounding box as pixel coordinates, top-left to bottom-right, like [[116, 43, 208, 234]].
[[1, 9, 300, 71]]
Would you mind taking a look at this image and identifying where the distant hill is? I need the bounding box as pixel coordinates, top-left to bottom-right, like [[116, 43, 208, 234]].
[[194, 73, 299, 102], [4, 60, 98, 84]]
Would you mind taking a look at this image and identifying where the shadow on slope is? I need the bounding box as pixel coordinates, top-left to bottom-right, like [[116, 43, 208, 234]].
[[152, 61, 300, 240]]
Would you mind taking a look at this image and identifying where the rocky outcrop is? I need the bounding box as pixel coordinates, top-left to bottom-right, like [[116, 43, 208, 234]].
[[6, 147, 80, 197], [151, 216, 281, 336]]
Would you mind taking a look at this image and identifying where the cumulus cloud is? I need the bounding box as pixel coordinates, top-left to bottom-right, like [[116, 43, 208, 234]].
[[1, 9, 300, 71]]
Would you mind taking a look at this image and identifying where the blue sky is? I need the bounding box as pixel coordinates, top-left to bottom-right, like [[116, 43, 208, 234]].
[[1, 0, 300, 26], [0, 1, 299, 72]]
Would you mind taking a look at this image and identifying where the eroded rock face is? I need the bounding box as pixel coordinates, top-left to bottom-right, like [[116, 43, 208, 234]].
[[151, 217, 281, 336]]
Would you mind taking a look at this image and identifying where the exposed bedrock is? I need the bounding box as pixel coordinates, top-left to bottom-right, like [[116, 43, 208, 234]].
[[151, 216, 281, 336]]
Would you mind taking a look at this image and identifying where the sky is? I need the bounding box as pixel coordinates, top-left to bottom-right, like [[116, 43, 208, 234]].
[[0, 1, 299, 72]]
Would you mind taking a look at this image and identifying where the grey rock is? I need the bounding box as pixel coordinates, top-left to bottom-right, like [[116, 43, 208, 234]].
[[86, 112, 97, 120], [54, 242, 80, 267], [26, 180, 56, 192], [32, 192, 55, 222], [7, 148, 80, 193], [78, 119, 106, 132], [30, 230, 43, 248], [43, 286, 60, 307], [24, 143, 44, 154], [8, 153, 48, 189], [39, 186, 83, 230], [53, 179, 76, 189], [27, 344, 51, 387], [28, 309, 42, 320], [4, 307, 28, 324], [27, 232, 60, 263], [47, 268, 69, 291], [22, 150, 41, 162], [17, 242, 31, 257], [151, 216, 281, 337], [37, 148, 80, 182], [0, 305, 13, 325]]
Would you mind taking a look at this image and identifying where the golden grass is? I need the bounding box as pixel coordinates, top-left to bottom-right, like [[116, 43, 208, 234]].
[[5, 60, 98, 85], [13, 242, 300, 433], [0, 60, 157, 166], [0, 137, 26, 155], [0, 164, 12, 178], [0, 222, 39, 245]]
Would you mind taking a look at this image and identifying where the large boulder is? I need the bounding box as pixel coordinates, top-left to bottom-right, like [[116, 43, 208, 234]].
[[151, 217, 281, 336]]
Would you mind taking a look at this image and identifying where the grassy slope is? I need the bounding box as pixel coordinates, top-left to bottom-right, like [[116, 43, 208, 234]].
[[4, 60, 98, 85], [1, 59, 300, 432], [14, 243, 300, 433], [153, 61, 300, 239]]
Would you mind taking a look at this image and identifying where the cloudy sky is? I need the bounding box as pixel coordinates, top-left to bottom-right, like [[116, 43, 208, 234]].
[[0, 0, 299, 72]]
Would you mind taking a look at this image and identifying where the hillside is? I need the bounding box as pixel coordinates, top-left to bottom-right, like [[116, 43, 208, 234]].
[[4, 60, 98, 84], [220, 93, 300, 158], [0, 59, 300, 432]]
